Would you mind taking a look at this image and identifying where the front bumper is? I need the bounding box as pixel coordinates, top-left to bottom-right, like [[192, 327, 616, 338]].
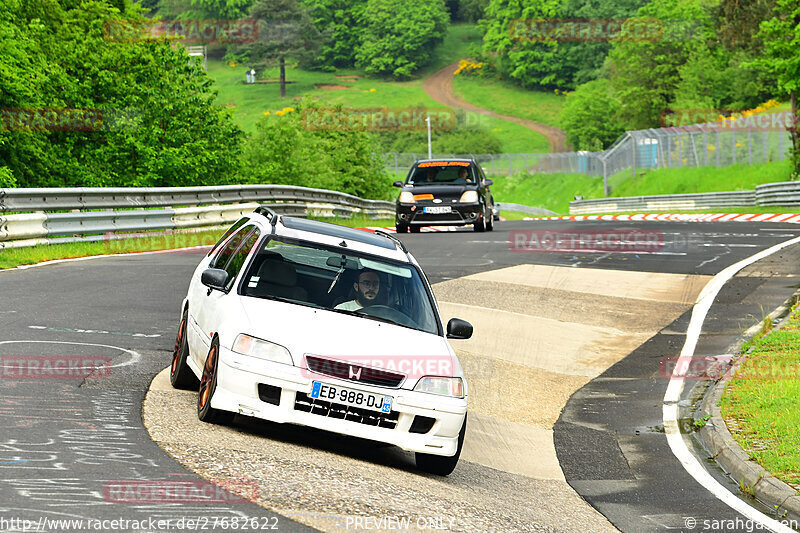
[[212, 347, 468, 456], [396, 202, 482, 227]]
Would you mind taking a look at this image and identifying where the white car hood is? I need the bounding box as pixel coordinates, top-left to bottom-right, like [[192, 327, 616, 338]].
[[238, 297, 456, 371]]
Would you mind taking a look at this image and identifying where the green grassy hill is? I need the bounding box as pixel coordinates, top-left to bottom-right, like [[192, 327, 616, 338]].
[[205, 24, 558, 153], [493, 160, 794, 215]]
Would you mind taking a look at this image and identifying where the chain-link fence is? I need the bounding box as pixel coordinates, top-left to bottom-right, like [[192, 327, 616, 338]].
[[383, 112, 795, 196]]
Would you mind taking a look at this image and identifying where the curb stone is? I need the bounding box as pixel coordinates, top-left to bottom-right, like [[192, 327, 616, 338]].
[[696, 288, 800, 525]]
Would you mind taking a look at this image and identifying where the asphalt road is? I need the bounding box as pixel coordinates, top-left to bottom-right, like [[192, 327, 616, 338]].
[[2, 220, 800, 532]]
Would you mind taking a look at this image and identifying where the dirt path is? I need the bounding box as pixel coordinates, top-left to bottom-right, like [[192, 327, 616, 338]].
[[423, 61, 570, 153]]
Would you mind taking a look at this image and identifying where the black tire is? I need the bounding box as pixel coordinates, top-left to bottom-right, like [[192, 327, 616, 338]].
[[395, 224, 408, 234], [171, 309, 199, 389], [415, 414, 467, 476], [410, 226, 421, 233], [473, 215, 486, 232], [197, 339, 234, 425], [486, 210, 494, 231]]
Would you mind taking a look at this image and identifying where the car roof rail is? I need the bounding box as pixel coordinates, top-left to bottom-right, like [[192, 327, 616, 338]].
[[254, 206, 279, 227], [373, 229, 408, 253]]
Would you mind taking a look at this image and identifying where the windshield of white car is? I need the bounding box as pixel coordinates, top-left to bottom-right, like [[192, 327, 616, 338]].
[[239, 237, 440, 335]]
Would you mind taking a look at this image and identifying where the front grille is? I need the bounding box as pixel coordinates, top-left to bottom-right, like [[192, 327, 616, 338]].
[[305, 356, 404, 388], [412, 213, 465, 223], [294, 392, 399, 429]]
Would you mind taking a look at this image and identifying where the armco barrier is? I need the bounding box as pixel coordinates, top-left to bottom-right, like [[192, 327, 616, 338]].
[[568, 183, 800, 214], [0, 185, 395, 249], [0, 185, 394, 214]]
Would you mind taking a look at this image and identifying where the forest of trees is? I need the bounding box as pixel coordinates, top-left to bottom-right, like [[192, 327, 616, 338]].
[[2, 0, 798, 191]]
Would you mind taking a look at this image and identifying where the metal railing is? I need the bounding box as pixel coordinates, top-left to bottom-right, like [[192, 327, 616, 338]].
[[569, 181, 800, 214], [0, 185, 395, 249]]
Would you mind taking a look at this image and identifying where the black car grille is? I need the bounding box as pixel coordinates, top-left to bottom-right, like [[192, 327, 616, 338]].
[[412, 213, 465, 223], [294, 392, 399, 429], [305, 356, 404, 388]]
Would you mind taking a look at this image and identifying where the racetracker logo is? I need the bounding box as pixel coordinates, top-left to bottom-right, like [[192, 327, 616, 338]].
[[301, 108, 457, 132], [0, 356, 112, 379], [102, 231, 217, 254], [0, 108, 140, 132], [660, 108, 797, 132], [103, 480, 259, 504], [661, 355, 800, 381], [509, 18, 665, 42], [104, 19, 258, 43], [509, 229, 664, 253]]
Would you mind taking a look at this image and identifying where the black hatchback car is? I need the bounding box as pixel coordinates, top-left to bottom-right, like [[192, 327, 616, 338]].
[[393, 159, 495, 233]]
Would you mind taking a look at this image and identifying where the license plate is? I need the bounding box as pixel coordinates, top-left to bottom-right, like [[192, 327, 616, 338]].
[[310, 382, 393, 413], [422, 206, 451, 214]]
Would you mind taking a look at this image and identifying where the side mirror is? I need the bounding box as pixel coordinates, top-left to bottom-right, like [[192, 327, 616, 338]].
[[393, 180, 404, 188], [446, 318, 473, 340], [201, 268, 230, 292], [483, 179, 494, 187]]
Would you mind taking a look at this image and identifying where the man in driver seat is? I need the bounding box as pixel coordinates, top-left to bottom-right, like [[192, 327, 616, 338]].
[[335, 269, 380, 311]]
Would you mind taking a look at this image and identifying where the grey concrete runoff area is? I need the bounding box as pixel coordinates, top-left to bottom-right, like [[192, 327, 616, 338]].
[[2, 220, 800, 532]]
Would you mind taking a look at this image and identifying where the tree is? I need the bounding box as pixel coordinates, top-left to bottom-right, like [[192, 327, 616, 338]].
[[0, 0, 243, 188], [560, 79, 625, 150], [480, 0, 563, 88], [241, 100, 389, 199], [354, 0, 449, 79], [189, 0, 255, 18], [301, 0, 366, 69], [607, 0, 715, 129], [245, 0, 320, 97], [756, 0, 800, 177]]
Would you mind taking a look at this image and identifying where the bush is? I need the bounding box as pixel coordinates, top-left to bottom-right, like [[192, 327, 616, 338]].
[[240, 101, 391, 199], [354, 0, 449, 79], [560, 79, 625, 150]]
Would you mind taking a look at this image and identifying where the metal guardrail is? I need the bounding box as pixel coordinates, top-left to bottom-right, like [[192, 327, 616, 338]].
[[0, 186, 395, 249], [569, 181, 800, 214]]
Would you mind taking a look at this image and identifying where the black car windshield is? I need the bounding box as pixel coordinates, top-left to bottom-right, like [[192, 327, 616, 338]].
[[408, 163, 476, 185], [239, 238, 440, 335]]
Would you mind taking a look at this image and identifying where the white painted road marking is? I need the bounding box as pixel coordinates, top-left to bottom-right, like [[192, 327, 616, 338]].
[[663, 234, 800, 533]]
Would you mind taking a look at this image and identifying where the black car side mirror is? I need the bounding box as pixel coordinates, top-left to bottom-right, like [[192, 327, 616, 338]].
[[483, 178, 494, 187], [393, 180, 404, 188], [201, 268, 230, 292], [446, 318, 473, 340]]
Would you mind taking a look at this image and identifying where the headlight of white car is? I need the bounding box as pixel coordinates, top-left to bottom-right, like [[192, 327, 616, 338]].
[[459, 190, 479, 203], [399, 191, 415, 203], [232, 334, 293, 365], [414, 376, 464, 398]]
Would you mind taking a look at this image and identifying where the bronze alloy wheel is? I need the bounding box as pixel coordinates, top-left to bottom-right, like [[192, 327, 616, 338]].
[[170, 309, 199, 390], [197, 339, 234, 424]]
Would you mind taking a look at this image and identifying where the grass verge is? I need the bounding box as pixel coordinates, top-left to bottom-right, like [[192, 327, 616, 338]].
[[721, 302, 800, 489], [491, 160, 795, 214], [0, 217, 394, 270]]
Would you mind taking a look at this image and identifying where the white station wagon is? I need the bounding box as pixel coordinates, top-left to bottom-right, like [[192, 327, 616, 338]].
[[170, 208, 473, 475]]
